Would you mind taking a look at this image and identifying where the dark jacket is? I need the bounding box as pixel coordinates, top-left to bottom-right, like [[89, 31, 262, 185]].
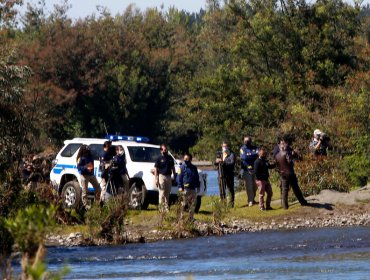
[[100, 149, 114, 177], [273, 144, 294, 159], [177, 162, 200, 190], [254, 157, 275, 181], [309, 139, 329, 156], [240, 144, 259, 171], [77, 155, 95, 176], [113, 153, 128, 176], [275, 150, 295, 178], [221, 151, 235, 178]]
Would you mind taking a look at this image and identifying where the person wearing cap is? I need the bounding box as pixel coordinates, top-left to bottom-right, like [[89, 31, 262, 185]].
[[309, 129, 329, 158], [177, 152, 200, 221]]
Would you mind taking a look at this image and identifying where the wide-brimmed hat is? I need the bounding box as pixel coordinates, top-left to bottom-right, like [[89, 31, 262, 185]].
[[314, 129, 322, 136]]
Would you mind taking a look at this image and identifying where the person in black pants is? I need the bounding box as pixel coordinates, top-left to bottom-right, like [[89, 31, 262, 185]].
[[215, 141, 235, 208], [275, 139, 308, 209]]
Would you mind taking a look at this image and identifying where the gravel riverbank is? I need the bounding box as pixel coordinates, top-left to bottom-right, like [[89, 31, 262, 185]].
[[46, 185, 370, 247]]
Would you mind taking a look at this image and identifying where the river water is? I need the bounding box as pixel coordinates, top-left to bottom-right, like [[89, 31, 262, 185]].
[[205, 170, 219, 196], [40, 226, 370, 279], [12, 171, 370, 279]]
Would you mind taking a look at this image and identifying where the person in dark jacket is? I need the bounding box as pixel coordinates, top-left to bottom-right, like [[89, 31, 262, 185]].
[[254, 147, 275, 211], [240, 136, 259, 207], [215, 141, 235, 208], [101, 145, 130, 202], [99, 141, 114, 199], [154, 144, 176, 212], [178, 153, 200, 221], [77, 144, 101, 209], [113, 145, 130, 194], [275, 139, 308, 209], [22, 164, 43, 191]]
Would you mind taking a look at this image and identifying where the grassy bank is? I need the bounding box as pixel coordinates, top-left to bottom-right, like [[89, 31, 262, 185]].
[[52, 184, 302, 240]]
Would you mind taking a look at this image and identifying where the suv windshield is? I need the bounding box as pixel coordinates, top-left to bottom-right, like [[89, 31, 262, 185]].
[[127, 146, 161, 162], [60, 143, 81, 157]]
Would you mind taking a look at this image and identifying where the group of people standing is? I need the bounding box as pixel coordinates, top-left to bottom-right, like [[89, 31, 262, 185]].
[[76, 142, 199, 220], [216, 133, 314, 211], [154, 144, 200, 221], [76, 141, 129, 210], [75, 129, 327, 214]]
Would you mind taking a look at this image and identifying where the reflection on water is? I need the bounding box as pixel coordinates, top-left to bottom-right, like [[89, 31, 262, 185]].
[[204, 170, 219, 195], [205, 170, 242, 196], [34, 226, 370, 279]]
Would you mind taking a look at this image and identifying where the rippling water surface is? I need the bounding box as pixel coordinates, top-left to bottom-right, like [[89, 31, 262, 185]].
[[38, 226, 370, 279]]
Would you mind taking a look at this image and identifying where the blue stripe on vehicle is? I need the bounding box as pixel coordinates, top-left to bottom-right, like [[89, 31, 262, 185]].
[[53, 168, 63, 174], [52, 164, 102, 190], [55, 164, 77, 169], [52, 164, 77, 175]]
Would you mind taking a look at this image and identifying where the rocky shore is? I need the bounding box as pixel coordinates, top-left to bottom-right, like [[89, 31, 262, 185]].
[[46, 186, 370, 247], [47, 211, 370, 247]]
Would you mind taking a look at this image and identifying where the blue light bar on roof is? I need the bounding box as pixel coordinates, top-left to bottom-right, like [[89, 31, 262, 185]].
[[106, 135, 150, 143]]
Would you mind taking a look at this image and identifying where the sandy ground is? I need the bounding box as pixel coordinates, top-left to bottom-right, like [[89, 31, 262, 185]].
[[306, 185, 370, 205]]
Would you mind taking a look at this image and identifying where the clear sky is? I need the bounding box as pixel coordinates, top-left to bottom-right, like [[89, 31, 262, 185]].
[[22, 0, 369, 20], [22, 1, 207, 19]]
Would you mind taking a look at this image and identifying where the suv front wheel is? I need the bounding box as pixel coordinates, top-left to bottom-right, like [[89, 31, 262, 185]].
[[61, 181, 81, 209], [128, 182, 148, 210]]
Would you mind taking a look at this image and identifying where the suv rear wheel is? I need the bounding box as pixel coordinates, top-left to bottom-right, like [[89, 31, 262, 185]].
[[62, 181, 81, 209], [128, 182, 148, 210]]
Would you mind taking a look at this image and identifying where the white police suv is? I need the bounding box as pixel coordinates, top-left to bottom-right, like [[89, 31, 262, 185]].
[[50, 135, 207, 211]]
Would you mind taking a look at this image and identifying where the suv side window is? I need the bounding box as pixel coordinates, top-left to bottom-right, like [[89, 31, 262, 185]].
[[89, 144, 104, 161], [127, 147, 161, 162], [60, 143, 82, 157]]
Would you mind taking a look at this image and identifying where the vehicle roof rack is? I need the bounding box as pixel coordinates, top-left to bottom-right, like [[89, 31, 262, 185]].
[[105, 135, 150, 143]]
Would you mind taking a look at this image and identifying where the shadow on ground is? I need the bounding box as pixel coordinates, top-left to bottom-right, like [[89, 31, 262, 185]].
[[306, 199, 334, 210]]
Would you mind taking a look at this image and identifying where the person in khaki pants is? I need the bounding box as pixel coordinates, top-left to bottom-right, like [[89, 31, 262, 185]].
[[154, 144, 176, 212], [178, 153, 200, 221]]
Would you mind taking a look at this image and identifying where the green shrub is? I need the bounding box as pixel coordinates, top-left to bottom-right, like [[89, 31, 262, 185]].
[[85, 195, 127, 243], [5, 205, 56, 279], [0, 218, 13, 279], [295, 157, 351, 195], [341, 136, 369, 187]]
